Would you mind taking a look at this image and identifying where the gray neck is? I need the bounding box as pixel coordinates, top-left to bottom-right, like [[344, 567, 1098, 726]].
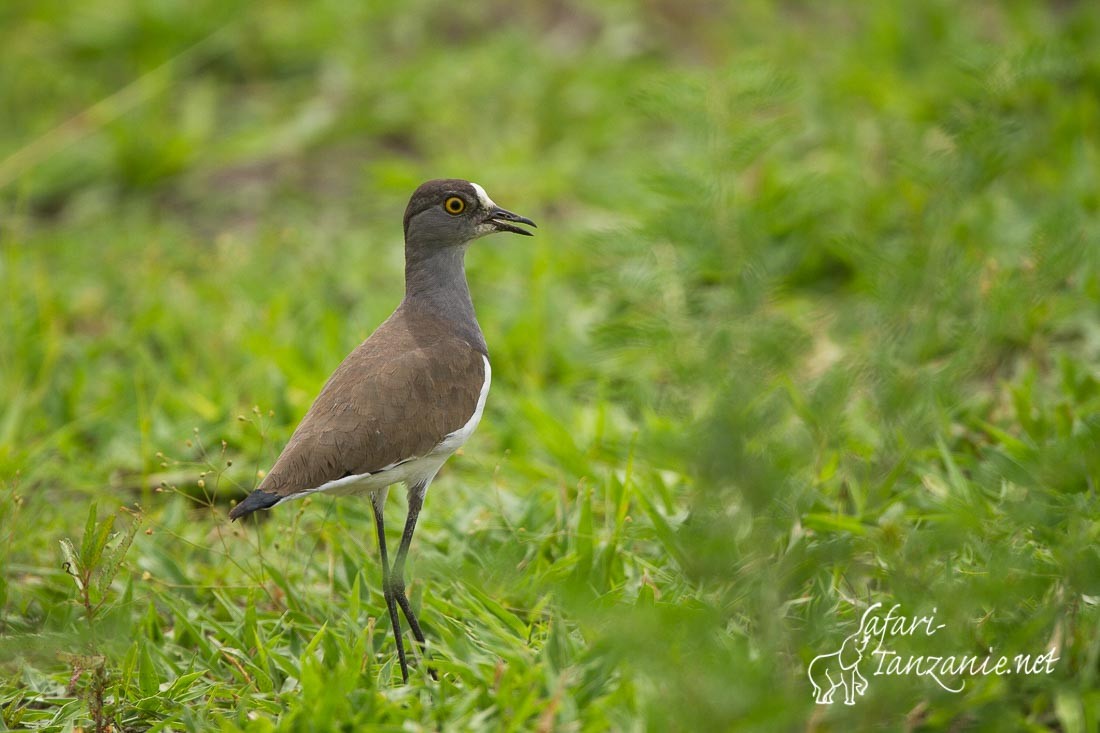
[[402, 243, 487, 354]]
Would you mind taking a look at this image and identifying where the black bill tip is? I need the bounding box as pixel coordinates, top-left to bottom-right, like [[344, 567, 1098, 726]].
[[488, 207, 536, 236]]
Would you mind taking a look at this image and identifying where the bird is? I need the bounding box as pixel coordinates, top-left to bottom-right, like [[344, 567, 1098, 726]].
[[228, 179, 535, 683]]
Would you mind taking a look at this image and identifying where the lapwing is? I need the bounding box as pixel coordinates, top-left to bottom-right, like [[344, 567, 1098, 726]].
[[229, 179, 535, 683]]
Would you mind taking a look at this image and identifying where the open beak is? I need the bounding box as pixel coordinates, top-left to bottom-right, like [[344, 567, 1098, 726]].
[[485, 206, 536, 236]]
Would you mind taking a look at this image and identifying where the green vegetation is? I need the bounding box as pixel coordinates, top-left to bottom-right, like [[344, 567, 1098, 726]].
[[2, 1, 1099, 730]]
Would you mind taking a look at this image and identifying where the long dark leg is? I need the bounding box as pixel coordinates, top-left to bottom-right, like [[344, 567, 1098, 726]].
[[370, 491, 409, 683], [391, 481, 427, 646]]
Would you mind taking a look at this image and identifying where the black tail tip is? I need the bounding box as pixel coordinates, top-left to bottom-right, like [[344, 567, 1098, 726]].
[[228, 490, 280, 521]]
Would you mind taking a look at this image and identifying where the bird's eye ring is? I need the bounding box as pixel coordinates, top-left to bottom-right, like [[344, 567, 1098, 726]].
[[444, 196, 465, 215]]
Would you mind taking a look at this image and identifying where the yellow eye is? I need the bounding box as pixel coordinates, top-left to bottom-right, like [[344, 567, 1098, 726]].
[[444, 196, 466, 215]]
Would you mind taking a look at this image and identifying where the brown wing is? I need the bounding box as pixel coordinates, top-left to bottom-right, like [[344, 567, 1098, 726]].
[[229, 311, 485, 518]]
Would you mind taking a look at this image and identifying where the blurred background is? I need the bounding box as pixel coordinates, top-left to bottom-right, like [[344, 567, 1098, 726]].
[[2, 1, 1099, 730]]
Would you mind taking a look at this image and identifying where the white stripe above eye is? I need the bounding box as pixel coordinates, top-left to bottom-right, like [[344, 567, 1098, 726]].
[[469, 182, 496, 210]]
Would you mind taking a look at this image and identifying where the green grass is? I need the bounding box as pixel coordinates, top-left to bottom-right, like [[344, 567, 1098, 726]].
[[2, 0, 1100, 730]]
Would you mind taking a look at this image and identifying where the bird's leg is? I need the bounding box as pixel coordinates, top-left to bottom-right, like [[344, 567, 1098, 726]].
[[370, 491, 410, 683], [391, 481, 427, 646]]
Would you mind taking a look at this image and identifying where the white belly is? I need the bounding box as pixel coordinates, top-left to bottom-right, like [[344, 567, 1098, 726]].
[[278, 356, 491, 502]]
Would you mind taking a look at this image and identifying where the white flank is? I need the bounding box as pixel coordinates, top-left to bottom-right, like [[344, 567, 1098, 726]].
[[274, 357, 491, 504], [436, 355, 491, 453]]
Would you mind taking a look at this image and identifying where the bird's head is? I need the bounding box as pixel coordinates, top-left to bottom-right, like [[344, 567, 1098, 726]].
[[403, 179, 536, 248]]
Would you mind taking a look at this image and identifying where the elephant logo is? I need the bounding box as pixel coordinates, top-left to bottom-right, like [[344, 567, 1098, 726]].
[[807, 603, 881, 705]]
